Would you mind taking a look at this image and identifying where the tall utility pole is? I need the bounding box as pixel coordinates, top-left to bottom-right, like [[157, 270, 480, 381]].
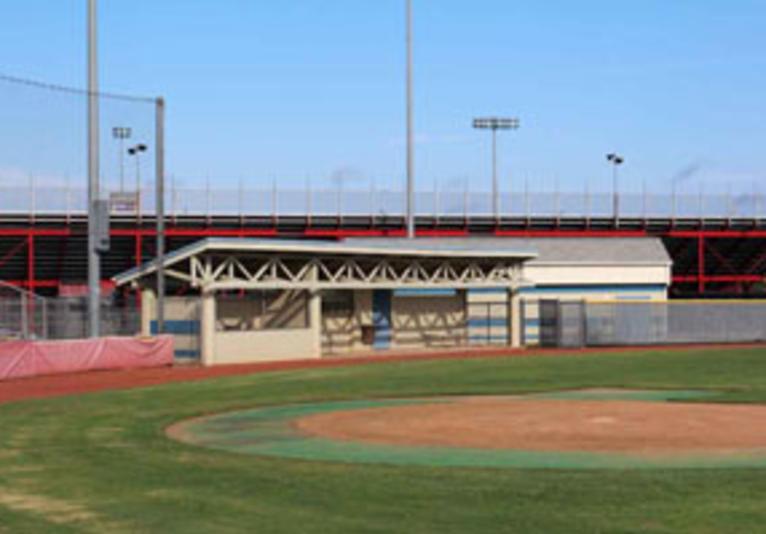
[[87, 0, 100, 337], [473, 117, 520, 220], [405, 0, 415, 238], [155, 98, 166, 334]]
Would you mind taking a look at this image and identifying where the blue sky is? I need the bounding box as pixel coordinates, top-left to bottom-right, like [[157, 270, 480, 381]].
[[1, 0, 766, 195]]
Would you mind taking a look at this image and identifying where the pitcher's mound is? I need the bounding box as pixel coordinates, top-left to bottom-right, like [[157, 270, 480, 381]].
[[294, 397, 766, 456]]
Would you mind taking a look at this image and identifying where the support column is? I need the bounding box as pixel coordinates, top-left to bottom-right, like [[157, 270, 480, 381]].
[[140, 287, 156, 336], [308, 289, 322, 358], [27, 233, 35, 336], [698, 236, 706, 295], [200, 289, 217, 366], [307, 265, 322, 358], [508, 288, 522, 348]]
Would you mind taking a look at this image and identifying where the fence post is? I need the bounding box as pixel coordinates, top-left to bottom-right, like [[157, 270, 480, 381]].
[[672, 183, 677, 223], [20, 294, 29, 340], [519, 299, 526, 346], [642, 180, 648, 221], [238, 177, 244, 224], [206, 175, 212, 224], [65, 178, 72, 224], [29, 174, 35, 224], [370, 178, 376, 227], [41, 298, 49, 340], [171, 174, 177, 223], [463, 181, 469, 223], [727, 183, 733, 220], [306, 177, 313, 227], [524, 177, 530, 224], [272, 178, 278, 223]]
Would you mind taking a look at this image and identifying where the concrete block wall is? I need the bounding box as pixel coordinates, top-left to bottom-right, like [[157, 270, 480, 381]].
[[321, 290, 373, 354], [466, 289, 510, 346], [217, 290, 308, 331], [145, 296, 201, 360], [390, 291, 467, 349]]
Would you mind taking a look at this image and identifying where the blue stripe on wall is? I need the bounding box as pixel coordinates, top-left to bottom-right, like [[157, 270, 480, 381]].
[[469, 335, 509, 342], [467, 288, 507, 295], [372, 290, 392, 350], [467, 318, 508, 328], [151, 320, 200, 335], [175, 349, 200, 359], [519, 284, 666, 294], [394, 288, 457, 297]]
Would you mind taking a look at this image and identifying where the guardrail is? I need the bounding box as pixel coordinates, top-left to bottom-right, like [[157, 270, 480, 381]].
[[0, 183, 764, 220]]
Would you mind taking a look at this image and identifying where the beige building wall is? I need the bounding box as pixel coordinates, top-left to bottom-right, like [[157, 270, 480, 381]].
[[204, 289, 321, 365], [322, 290, 373, 354], [391, 293, 467, 349], [213, 328, 318, 364], [465, 289, 510, 346], [141, 293, 201, 358], [525, 264, 672, 287], [217, 290, 308, 331], [321, 290, 470, 354]]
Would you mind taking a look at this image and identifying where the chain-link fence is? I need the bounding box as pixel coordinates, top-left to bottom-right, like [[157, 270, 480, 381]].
[[0, 281, 48, 339], [2, 182, 766, 220], [585, 301, 766, 346], [0, 282, 140, 341], [534, 299, 766, 348]]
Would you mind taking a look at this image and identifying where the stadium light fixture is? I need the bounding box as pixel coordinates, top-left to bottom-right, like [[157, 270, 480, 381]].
[[112, 126, 132, 191], [473, 117, 520, 219], [606, 153, 625, 222], [128, 143, 148, 195]]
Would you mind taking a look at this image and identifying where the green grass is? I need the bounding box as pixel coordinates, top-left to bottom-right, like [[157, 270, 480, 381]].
[[1, 347, 766, 533]]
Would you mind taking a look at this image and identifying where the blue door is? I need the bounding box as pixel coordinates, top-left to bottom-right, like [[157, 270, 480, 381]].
[[372, 290, 392, 350]]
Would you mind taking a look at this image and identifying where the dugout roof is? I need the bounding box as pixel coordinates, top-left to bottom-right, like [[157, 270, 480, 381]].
[[113, 237, 537, 291]]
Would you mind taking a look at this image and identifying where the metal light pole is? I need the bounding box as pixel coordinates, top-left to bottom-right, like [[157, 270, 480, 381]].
[[87, 0, 101, 337], [128, 143, 147, 221], [405, 0, 415, 238], [127, 144, 147, 192], [112, 127, 132, 191], [155, 98, 165, 335], [606, 153, 624, 223], [473, 117, 520, 220]]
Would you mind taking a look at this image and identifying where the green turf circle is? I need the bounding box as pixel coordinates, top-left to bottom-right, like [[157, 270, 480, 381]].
[[170, 389, 766, 470]]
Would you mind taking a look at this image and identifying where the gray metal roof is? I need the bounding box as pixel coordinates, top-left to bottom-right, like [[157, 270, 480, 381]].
[[515, 238, 671, 265], [114, 236, 671, 287], [113, 237, 537, 286], [346, 237, 672, 266]]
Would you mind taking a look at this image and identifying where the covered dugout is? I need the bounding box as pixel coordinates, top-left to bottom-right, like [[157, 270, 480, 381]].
[[114, 238, 535, 365], [114, 237, 671, 365]]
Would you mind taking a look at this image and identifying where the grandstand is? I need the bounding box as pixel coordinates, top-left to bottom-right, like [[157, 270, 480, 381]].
[[1, 185, 765, 298]]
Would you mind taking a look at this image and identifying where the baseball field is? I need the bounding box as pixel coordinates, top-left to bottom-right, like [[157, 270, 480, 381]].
[[2, 346, 766, 533]]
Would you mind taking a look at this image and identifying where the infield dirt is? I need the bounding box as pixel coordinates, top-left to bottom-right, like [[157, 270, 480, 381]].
[[294, 396, 766, 456]]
